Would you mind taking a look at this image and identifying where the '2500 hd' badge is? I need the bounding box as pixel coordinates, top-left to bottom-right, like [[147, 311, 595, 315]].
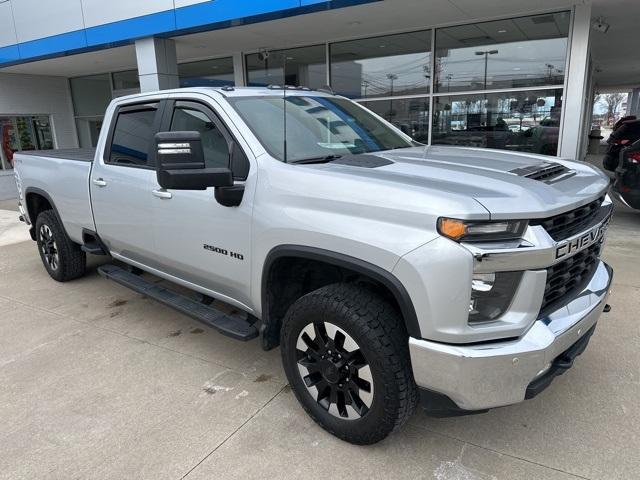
[[554, 216, 611, 260]]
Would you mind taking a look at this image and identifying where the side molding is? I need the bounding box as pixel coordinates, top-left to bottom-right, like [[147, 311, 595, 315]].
[[261, 245, 422, 345]]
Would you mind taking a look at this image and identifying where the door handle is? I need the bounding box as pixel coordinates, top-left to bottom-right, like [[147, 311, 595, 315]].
[[92, 178, 107, 187], [152, 189, 173, 199]]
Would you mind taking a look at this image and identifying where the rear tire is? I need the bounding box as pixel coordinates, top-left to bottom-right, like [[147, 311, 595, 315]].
[[35, 210, 86, 282], [280, 283, 417, 445]]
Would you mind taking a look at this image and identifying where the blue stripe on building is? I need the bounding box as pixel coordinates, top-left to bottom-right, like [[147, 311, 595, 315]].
[[0, 0, 380, 68]]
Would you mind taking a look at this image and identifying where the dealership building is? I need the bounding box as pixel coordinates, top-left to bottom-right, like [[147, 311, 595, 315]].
[[0, 0, 637, 178]]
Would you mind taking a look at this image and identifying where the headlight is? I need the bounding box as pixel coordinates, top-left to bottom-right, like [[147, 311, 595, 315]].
[[438, 218, 527, 242], [469, 271, 523, 324]]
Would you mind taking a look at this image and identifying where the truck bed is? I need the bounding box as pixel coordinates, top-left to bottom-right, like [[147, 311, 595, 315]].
[[17, 148, 96, 162], [14, 149, 96, 243]]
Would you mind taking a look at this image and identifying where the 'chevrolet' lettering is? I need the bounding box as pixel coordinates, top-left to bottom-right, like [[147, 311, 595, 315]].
[[554, 217, 610, 260]]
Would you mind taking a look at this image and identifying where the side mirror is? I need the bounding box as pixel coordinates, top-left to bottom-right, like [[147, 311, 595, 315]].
[[155, 131, 233, 190]]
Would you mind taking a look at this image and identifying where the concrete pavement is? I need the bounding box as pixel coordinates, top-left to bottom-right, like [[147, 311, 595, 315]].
[[0, 203, 638, 480], [0, 171, 17, 201]]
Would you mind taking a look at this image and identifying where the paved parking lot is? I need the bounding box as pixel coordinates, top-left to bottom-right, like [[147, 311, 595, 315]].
[[0, 199, 638, 480]]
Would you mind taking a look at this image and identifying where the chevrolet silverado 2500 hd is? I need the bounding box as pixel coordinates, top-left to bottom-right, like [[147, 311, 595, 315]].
[[13, 87, 613, 445]]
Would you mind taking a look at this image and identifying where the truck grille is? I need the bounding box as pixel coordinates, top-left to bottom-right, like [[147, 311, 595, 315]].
[[530, 196, 605, 241], [539, 242, 602, 317]]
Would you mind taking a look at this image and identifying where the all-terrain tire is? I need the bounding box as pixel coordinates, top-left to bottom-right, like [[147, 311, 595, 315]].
[[280, 282, 418, 445], [35, 210, 86, 282]]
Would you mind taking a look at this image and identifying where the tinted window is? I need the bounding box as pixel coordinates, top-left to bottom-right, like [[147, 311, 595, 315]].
[[331, 30, 432, 99], [178, 58, 235, 87], [246, 45, 327, 89], [435, 12, 570, 92], [432, 89, 563, 155], [361, 97, 430, 143], [170, 106, 229, 169], [108, 106, 158, 166]]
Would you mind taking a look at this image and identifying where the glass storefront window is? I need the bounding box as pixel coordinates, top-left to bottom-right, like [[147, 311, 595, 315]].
[[0, 115, 54, 170], [435, 12, 570, 92], [361, 97, 430, 143], [70, 74, 112, 117], [331, 31, 432, 99], [246, 45, 327, 89], [432, 89, 563, 155], [112, 70, 140, 90], [71, 73, 113, 148], [178, 57, 235, 87]]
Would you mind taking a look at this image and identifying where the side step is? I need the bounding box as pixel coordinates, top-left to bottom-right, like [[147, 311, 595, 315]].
[[97, 264, 259, 341], [81, 229, 109, 255], [81, 242, 108, 255]]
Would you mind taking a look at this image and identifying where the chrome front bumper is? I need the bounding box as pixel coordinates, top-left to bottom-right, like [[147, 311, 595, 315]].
[[409, 260, 613, 411]]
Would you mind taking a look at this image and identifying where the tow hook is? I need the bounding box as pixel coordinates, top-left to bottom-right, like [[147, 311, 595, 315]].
[[603, 304, 612, 313]]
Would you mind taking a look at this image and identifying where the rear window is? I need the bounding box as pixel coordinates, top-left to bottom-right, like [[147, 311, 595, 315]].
[[108, 104, 159, 167]]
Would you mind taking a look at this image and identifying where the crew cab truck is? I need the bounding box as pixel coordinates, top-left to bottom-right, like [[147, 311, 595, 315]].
[[13, 87, 613, 445]]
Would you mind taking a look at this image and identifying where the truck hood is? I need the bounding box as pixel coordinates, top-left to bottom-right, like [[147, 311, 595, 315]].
[[316, 146, 610, 219]]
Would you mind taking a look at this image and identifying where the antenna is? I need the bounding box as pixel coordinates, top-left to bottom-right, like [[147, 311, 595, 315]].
[[283, 82, 288, 163]]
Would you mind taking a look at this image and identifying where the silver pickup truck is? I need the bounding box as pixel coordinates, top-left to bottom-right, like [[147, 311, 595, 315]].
[[13, 87, 613, 445]]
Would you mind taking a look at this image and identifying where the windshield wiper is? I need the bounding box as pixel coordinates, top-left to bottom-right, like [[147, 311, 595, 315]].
[[290, 154, 343, 164]]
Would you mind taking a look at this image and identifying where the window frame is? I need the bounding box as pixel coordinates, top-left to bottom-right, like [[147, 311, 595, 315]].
[[103, 101, 163, 170]]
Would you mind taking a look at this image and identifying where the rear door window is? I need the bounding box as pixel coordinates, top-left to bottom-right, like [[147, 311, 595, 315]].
[[108, 104, 160, 167]]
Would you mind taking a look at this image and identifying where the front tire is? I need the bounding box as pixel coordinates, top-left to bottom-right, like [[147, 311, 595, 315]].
[[35, 210, 86, 282], [281, 283, 417, 445]]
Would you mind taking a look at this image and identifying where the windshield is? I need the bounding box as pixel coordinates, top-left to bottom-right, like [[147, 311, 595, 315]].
[[228, 95, 415, 162]]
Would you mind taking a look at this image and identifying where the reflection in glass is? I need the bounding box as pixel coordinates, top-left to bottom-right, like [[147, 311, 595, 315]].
[[179, 58, 235, 87], [75, 118, 103, 148], [112, 70, 140, 91], [0, 115, 54, 169], [361, 97, 430, 142], [70, 74, 112, 117], [331, 31, 432, 99], [228, 96, 413, 163], [435, 12, 570, 92], [246, 45, 327, 89], [432, 89, 563, 155]]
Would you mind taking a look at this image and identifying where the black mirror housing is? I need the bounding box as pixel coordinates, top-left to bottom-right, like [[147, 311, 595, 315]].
[[155, 131, 233, 190]]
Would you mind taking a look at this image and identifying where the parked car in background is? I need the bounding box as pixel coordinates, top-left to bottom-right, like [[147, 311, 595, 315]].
[[613, 139, 640, 209], [603, 118, 640, 171]]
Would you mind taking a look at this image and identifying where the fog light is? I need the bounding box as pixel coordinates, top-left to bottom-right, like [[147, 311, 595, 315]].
[[471, 273, 495, 292], [468, 271, 523, 324]]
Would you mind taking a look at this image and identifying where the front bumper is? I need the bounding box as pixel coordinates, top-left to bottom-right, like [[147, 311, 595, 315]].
[[409, 260, 613, 411]]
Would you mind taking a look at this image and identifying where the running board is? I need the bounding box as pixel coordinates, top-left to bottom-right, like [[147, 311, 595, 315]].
[[97, 264, 258, 341]]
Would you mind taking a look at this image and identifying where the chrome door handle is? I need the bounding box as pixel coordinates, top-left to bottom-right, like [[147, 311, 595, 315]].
[[152, 189, 173, 199], [92, 178, 107, 187]]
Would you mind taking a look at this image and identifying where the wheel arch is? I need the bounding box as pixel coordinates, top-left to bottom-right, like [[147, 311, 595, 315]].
[[260, 245, 421, 350], [24, 187, 68, 241]]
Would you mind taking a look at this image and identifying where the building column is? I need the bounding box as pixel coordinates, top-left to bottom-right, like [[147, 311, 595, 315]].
[[135, 37, 179, 92], [559, 3, 592, 159], [627, 88, 640, 117], [232, 52, 245, 86]]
